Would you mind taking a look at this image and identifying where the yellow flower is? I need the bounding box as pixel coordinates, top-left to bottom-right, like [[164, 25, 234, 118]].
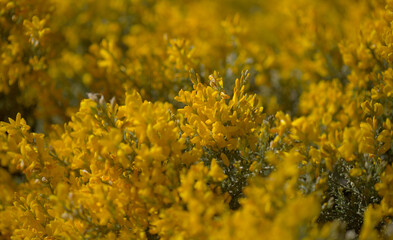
[[208, 159, 227, 181]]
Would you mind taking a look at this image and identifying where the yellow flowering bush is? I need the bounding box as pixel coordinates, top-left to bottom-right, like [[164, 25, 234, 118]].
[[3, 0, 393, 239]]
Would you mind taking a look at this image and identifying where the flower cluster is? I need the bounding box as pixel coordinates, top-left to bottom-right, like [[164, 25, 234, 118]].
[[2, 0, 393, 239]]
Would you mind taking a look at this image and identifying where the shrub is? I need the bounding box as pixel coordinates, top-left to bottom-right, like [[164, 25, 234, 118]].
[[1, 0, 393, 239]]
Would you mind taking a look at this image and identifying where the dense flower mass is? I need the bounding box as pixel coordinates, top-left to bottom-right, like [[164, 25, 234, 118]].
[[2, 0, 393, 239]]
